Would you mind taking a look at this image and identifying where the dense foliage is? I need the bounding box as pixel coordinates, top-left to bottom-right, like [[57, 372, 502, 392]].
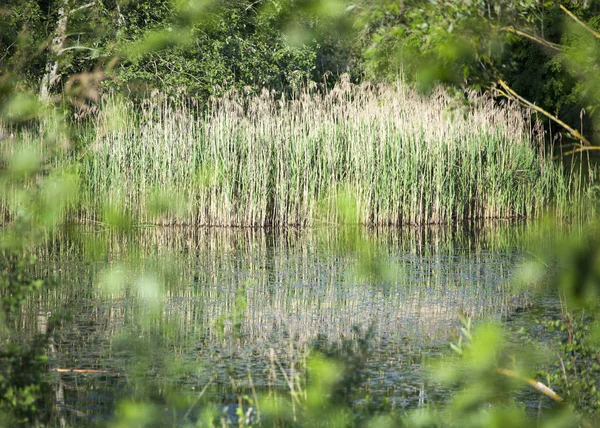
[[2, 1, 599, 142], [1, 0, 600, 426], [357, 0, 600, 143], [1, 0, 354, 101]]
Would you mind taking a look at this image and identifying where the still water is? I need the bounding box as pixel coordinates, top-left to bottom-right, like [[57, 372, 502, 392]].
[[22, 224, 547, 424]]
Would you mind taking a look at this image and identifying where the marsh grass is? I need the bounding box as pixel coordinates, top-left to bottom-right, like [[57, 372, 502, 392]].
[[0, 77, 588, 227], [77, 77, 582, 226]]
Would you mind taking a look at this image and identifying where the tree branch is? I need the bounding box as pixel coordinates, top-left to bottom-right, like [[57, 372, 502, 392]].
[[560, 5, 600, 40], [69, 2, 96, 15], [496, 368, 563, 403], [58, 46, 100, 54], [557, 144, 600, 158], [502, 26, 562, 52], [496, 79, 592, 147]]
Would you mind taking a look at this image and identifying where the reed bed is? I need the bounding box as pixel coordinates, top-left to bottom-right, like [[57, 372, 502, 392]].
[[76, 76, 576, 226], [0, 77, 581, 226]]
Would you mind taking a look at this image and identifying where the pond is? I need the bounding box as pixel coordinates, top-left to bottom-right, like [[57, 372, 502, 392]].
[[20, 223, 555, 425]]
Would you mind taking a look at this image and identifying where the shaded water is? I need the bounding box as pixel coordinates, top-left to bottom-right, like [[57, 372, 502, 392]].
[[20, 224, 545, 424]]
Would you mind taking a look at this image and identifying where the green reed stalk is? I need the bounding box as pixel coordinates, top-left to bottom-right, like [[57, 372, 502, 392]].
[[4, 76, 585, 227]]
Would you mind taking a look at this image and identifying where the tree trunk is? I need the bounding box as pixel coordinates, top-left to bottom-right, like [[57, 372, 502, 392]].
[[39, 0, 69, 101]]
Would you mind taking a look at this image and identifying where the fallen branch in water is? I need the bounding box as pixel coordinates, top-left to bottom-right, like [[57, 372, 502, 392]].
[[496, 368, 563, 403], [53, 368, 116, 374]]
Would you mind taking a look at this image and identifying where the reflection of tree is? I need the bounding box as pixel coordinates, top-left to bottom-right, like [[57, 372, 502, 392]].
[[38, 310, 66, 427]]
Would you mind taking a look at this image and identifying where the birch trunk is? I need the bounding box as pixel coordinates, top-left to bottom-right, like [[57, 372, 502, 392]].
[[39, 0, 69, 101]]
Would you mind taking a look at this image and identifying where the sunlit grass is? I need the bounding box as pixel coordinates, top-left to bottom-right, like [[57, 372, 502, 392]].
[[2, 76, 591, 226]]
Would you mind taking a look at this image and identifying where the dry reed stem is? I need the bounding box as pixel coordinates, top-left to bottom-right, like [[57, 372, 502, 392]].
[[2, 77, 582, 227]]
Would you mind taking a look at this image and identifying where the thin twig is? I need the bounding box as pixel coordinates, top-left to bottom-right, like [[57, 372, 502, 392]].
[[526, 250, 549, 268], [182, 376, 215, 421], [275, 358, 301, 405], [247, 369, 261, 424], [557, 145, 600, 158]]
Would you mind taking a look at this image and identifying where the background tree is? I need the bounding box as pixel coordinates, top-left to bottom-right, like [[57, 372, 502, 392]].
[[1, 0, 355, 103], [356, 0, 600, 147]]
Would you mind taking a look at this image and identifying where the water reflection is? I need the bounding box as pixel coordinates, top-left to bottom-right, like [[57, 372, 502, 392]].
[[24, 224, 534, 423]]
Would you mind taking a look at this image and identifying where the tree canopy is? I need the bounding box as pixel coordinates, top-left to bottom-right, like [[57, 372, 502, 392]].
[[1, 0, 599, 145]]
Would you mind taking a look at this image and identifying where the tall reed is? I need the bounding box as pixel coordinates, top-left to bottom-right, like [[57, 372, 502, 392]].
[[25, 76, 588, 226]]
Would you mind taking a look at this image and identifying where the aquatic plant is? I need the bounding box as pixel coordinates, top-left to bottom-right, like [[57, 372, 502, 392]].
[[70, 77, 584, 227]]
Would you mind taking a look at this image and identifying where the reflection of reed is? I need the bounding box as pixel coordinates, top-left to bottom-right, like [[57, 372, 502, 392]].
[[16, 226, 535, 420], [36, 219, 541, 260], [24, 226, 527, 355]]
